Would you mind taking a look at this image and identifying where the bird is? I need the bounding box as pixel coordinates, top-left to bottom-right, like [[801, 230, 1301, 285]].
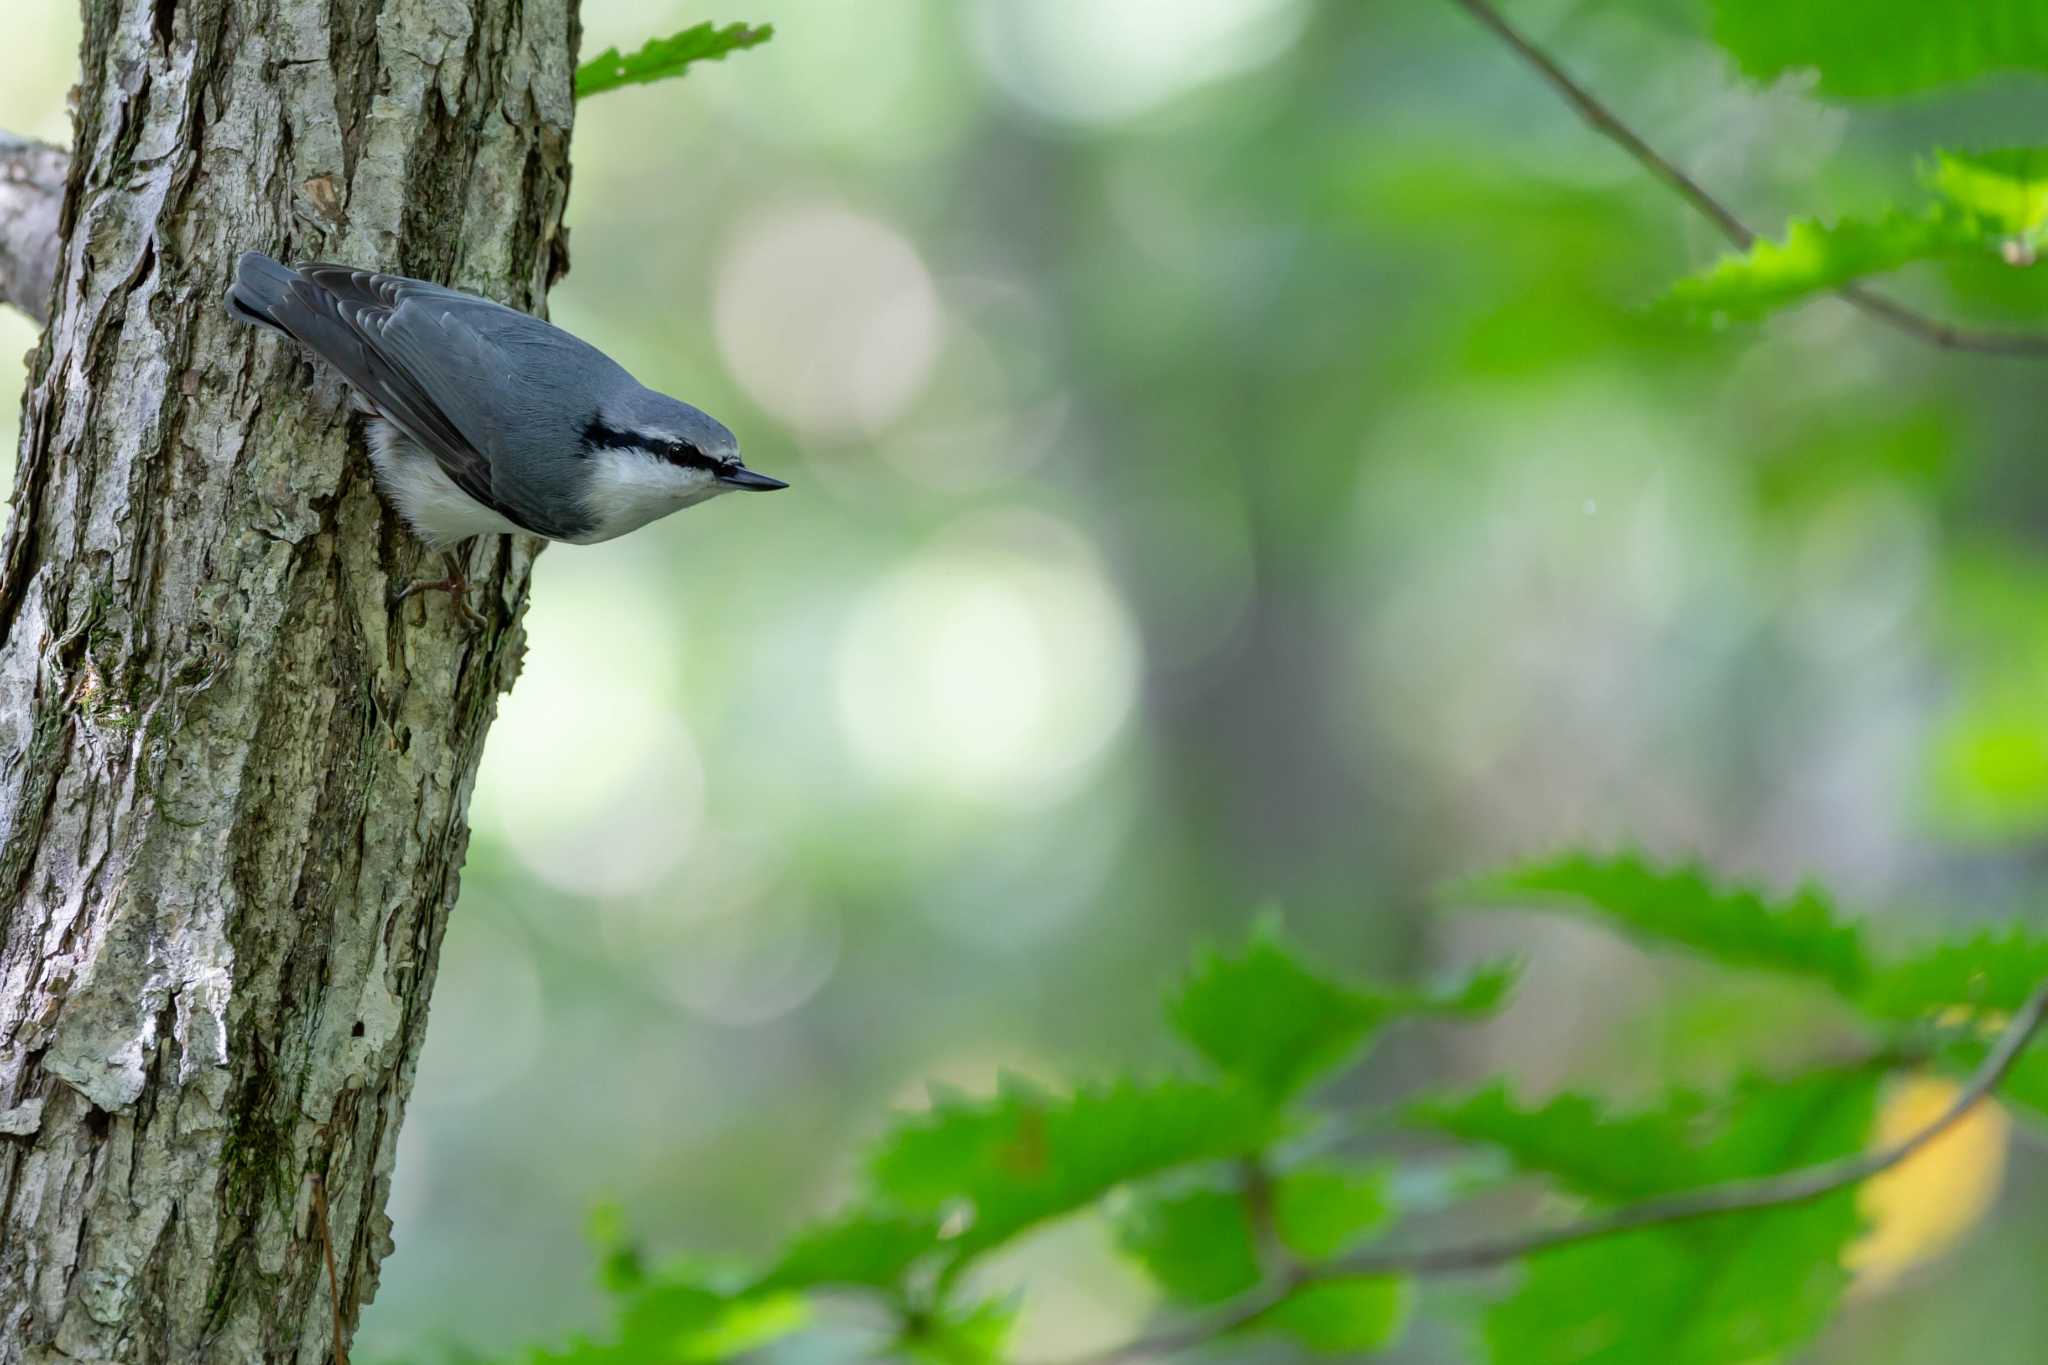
[[224, 252, 784, 587]]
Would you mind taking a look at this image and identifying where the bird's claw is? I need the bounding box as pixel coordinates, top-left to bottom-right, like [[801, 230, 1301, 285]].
[[391, 553, 487, 631]]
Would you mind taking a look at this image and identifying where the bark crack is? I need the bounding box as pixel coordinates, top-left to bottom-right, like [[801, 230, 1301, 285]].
[[0, 0, 582, 1358]]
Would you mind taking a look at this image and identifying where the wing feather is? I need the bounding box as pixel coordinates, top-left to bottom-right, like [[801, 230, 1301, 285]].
[[260, 263, 582, 539]]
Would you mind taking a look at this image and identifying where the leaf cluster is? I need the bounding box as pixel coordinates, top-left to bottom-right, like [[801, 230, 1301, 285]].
[[457, 853, 2047, 1365]]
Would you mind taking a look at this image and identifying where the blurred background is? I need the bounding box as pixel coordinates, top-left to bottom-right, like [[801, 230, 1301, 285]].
[[5, 1, 2048, 1360]]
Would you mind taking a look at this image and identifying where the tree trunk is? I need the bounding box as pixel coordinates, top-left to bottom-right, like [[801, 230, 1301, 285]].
[[0, 0, 578, 1358]]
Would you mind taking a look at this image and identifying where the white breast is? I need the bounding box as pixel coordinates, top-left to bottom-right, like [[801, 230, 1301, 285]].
[[365, 418, 527, 549]]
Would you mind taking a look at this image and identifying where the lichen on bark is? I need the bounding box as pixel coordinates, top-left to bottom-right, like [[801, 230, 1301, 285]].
[[0, 0, 580, 1358]]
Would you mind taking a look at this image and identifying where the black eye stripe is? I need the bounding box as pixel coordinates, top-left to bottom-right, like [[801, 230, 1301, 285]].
[[580, 418, 645, 454], [580, 418, 724, 471]]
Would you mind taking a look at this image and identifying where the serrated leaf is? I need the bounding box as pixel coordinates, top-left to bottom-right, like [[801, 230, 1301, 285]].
[[1663, 210, 1992, 323], [1240, 1277, 1413, 1354], [1418, 1070, 1877, 1201], [1455, 852, 1869, 996], [868, 1078, 1286, 1270], [1272, 1163, 1393, 1260], [1862, 926, 2048, 1019], [1170, 925, 1515, 1099], [1414, 1082, 1711, 1203], [1114, 1187, 1261, 1305], [1711, 0, 2048, 98], [752, 1210, 940, 1293], [575, 21, 773, 100], [1427, 1072, 1880, 1365], [1930, 148, 2048, 237]]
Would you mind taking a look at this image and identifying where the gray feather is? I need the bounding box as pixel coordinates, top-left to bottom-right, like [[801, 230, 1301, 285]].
[[227, 253, 608, 540]]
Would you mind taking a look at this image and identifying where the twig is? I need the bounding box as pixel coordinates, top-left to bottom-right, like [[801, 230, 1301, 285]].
[[1337, 973, 2048, 1272], [311, 1175, 350, 1365], [1445, 0, 2048, 357], [1045, 975, 2048, 1365]]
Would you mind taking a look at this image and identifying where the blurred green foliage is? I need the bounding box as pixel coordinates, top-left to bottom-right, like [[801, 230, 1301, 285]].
[[1663, 147, 2048, 322], [1710, 0, 2048, 97], [433, 864, 2045, 1364]]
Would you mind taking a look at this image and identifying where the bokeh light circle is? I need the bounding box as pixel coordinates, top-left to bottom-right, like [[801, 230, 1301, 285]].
[[835, 513, 1141, 803], [714, 204, 942, 437], [968, 0, 1310, 126]]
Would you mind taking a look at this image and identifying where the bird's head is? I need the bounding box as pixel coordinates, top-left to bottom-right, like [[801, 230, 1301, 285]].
[[579, 387, 786, 531]]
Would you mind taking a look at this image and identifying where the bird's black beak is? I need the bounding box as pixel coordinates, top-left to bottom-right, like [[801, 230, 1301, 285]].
[[718, 466, 789, 492]]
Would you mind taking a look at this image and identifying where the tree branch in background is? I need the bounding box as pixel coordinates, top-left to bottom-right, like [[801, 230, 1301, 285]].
[[1055, 974, 2048, 1365], [0, 132, 64, 324], [1446, 0, 2048, 358]]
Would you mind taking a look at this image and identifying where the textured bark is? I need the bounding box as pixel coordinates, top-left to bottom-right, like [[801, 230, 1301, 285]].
[[0, 0, 578, 1359], [0, 135, 66, 324]]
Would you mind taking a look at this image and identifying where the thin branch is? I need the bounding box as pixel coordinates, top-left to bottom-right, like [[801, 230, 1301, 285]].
[[1337, 974, 2048, 1273], [0, 131, 65, 324], [1048, 975, 2048, 1365], [1445, 0, 2048, 358]]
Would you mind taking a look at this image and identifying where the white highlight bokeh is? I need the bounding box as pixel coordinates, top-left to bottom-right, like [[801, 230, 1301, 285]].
[[471, 572, 704, 899], [968, 0, 1310, 126], [714, 204, 942, 437], [836, 513, 1141, 803], [655, 896, 843, 1027]]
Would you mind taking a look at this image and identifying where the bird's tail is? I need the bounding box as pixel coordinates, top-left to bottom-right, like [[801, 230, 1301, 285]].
[[224, 251, 304, 334]]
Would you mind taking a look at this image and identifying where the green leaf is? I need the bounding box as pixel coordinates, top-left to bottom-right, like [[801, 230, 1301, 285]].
[[1485, 1213, 1853, 1365], [1428, 1072, 1880, 1365], [1878, 927, 2048, 1124], [1661, 151, 2048, 328], [584, 1204, 645, 1295], [1931, 1031, 2048, 1129], [1987, 1039, 2048, 1125], [659, 1292, 807, 1362], [1929, 148, 2048, 237], [1169, 924, 1515, 1099], [1418, 1070, 1877, 1199], [1455, 852, 1869, 996], [902, 1300, 1017, 1365], [575, 21, 773, 100], [752, 1210, 941, 1293], [1663, 210, 1992, 323], [530, 1283, 807, 1364], [1710, 0, 2048, 98], [1272, 1163, 1394, 1260], [1113, 1187, 1261, 1305], [1414, 1082, 1712, 1202], [1863, 925, 2048, 1019], [868, 1077, 1286, 1270], [1240, 1277, 1413, 1354]]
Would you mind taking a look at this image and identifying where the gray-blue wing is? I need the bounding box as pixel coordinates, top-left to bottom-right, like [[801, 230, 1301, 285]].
[[247, 261, 588, 540]]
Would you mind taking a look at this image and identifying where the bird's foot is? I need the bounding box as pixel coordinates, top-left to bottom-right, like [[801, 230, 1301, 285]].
[[391, 552, 486, 631]]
